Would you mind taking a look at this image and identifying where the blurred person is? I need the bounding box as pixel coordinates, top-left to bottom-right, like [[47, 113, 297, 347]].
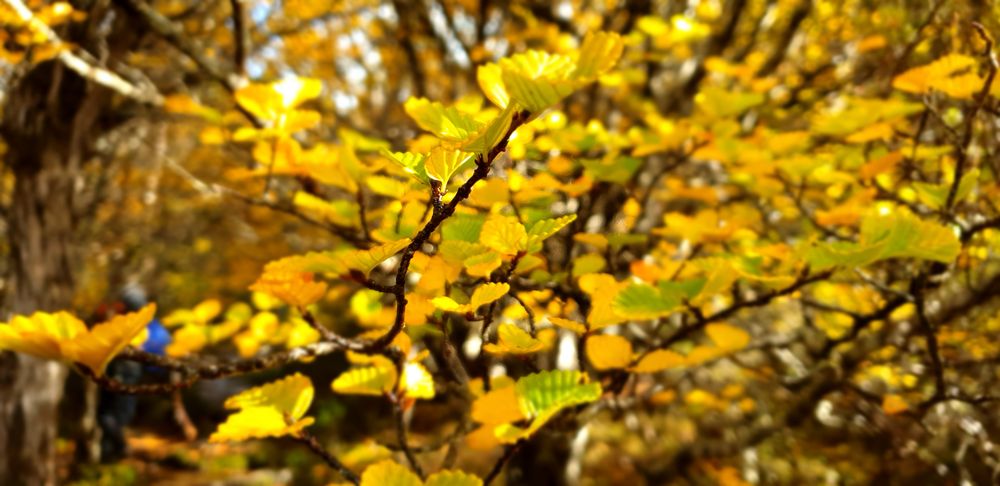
[[96, 285, 171, 463]]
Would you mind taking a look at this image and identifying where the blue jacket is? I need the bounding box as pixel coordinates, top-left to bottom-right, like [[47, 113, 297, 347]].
[[141, 317, 171, 356]]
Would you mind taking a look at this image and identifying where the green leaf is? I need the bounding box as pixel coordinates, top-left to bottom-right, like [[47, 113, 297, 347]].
[[499, 51, 577, 113], [612, 280, 703, 320], [912, 169, 979, 210], [438, 240, 487, 265], [441, 214, 485, 242], [696, 86, 764, 118], [580, 156, 642, 183], [404, 97, 482, 142], [525, 214, 576, 252], [381, 149, 430, 185], [571, 253, 607, 276], [806, 210, 961, 269], [515, 370, 602, 417], [860, 210, 960, 263], [461, 104, 515, 155], [493, 370, 602, 443], [432, 282, 509, 313], [425, 148, 476, 189], [266, 239, 410, 280]]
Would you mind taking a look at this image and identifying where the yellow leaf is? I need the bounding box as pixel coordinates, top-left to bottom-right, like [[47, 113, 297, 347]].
[[401, 362, 435, 400], [193, 299, 222, 323], [471, 383, 525, 425], [249, 270, 327, 308], [483, 323, 545, 355], [500, 50, 577, 113], [572, 31, 624, 79], [67, 305, 157, 376], [432, 282, 509, 314], [882, 394, 909, 415], [263, 239, 411, 280], [0, 311, 87, 362], [332, 356, 397, 396], [480, 215, 527, 256], [210, 373, 315, 442], [477, 63, 510, 109], [461, 104, 515, 155], [892, 54, 981, 99], [846, 122, 894, 144], [705, 323, 750, 351], [359, 460, 422, 486], [585, 334, 633, 370], [235, 77, 322, 122], [424, 147, 475, 189], [463, 251, 503, 278], [404, 97, 481, 142], [546, 317, 587, 334], [628, 349, 686, 373], [424, 470, 483, 486]]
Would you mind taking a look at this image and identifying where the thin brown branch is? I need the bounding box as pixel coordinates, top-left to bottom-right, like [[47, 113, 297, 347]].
[[393, 399, 424, 479], [294, 431, 360, 485], [366, 110, 529, 352]]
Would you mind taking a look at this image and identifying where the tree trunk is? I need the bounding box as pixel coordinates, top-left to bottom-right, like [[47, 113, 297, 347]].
[[0, 58, 112, 485]]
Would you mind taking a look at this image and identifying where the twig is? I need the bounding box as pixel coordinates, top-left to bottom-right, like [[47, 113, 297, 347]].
[[294, 431, 360, 485], [366, 110, 529, 352], [88, 341, 363, 394], [483, 442, 523, 485], [393, 399, 424, 479], [944, 22, 997, 212]]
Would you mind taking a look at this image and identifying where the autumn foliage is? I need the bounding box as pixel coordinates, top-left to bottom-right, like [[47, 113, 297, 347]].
[[2, 0, 1000, 484]]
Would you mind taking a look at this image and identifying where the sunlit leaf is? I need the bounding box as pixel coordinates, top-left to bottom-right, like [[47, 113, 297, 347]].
[[461, 104, 515, 155], [628, 349, 686, 373], [705, 323, 751, 351], [806, 209, 961, 269], [404, 97, 482, 142], [432, 282, 510, 313], [332, 356, 397, 396], [546, 316, 587, 334], [424, 470, 483, 486], [480, 215, 527, 256], [68, 305, 157, 376], [359, 460, 422, 486], [249, 270, 327, 308], [401, 362, 435, 400], [525, 215, 576, 252], [0, 311, 87, 362], [585, 334, 633, 370], [471, 383, 525, 425], [483, 323, 545, 355], [892, 54, 982, 99], [478, 63, 510, 109], [424, 147, 475, 189], [210, 373, 315, 442], [572, 31, 625, 79]]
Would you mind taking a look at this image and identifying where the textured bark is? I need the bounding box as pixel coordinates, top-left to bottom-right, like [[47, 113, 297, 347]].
[[0, 57, 111, 485]]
